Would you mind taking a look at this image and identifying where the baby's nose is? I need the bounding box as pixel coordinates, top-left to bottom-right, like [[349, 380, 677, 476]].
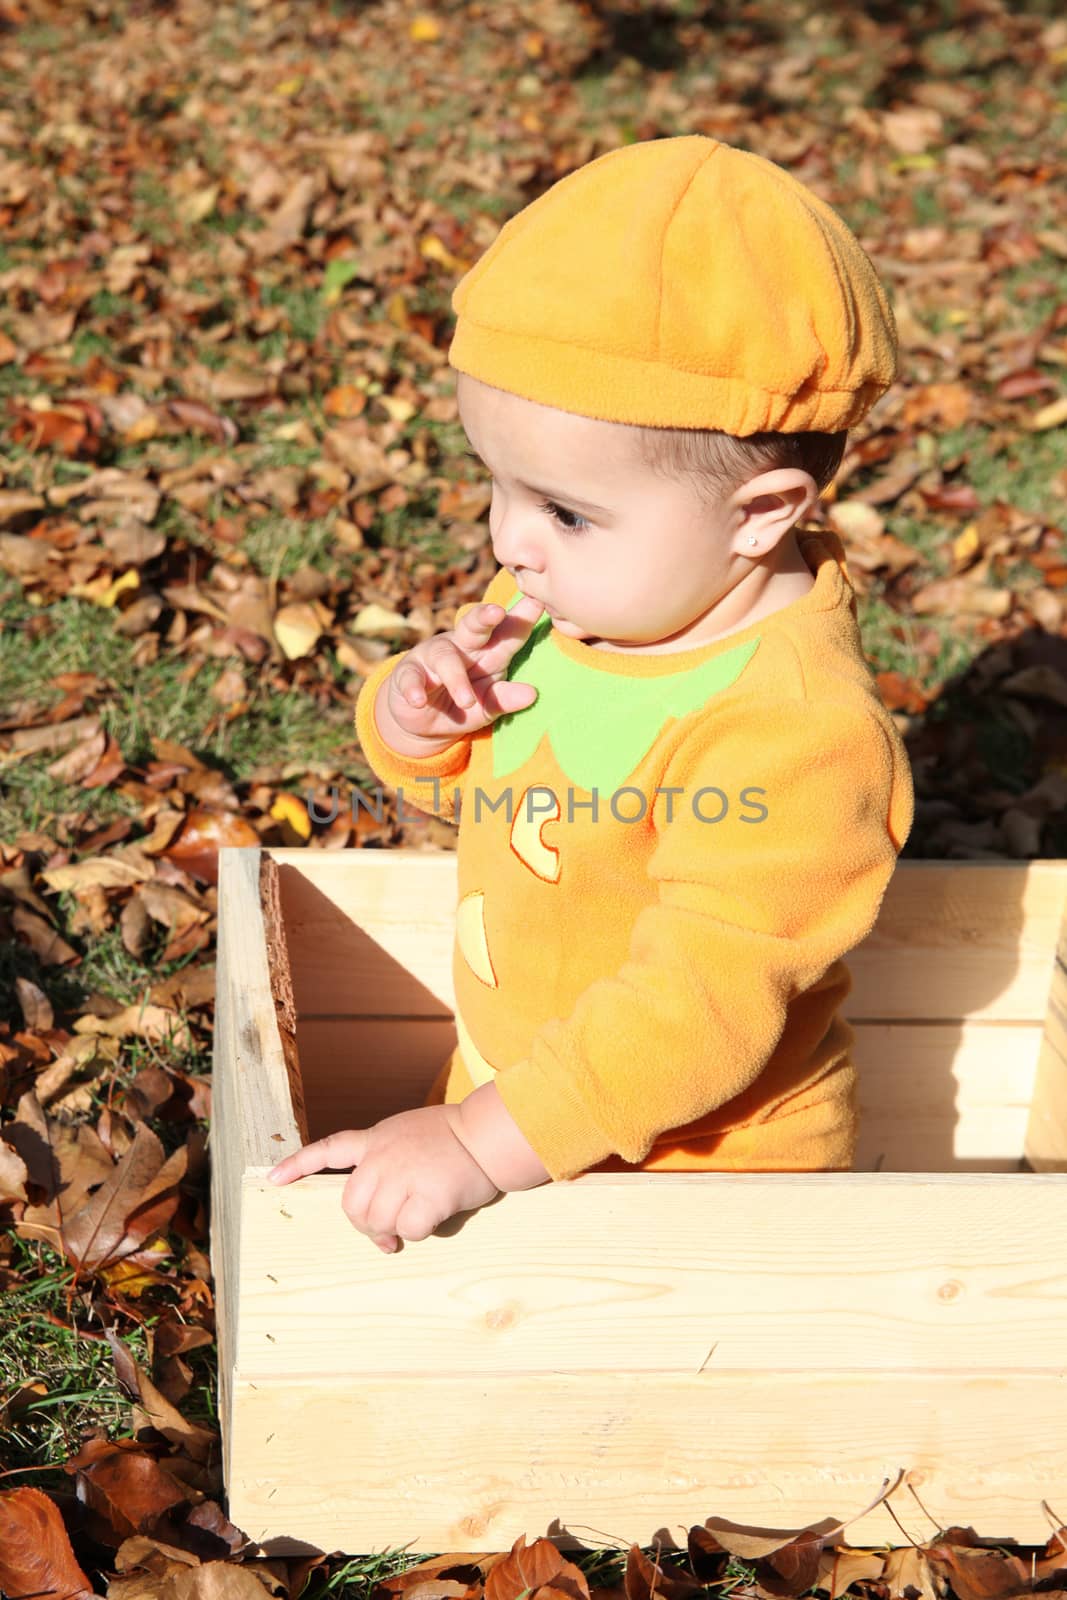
[[491, 512, 545, 574]]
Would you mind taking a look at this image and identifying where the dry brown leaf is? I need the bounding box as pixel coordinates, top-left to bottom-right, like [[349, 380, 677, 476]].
[[41, 855, 148, 892], [65, 1437, 194, 1544], [9, 712, 102, 754], [14, 972, 54, 1029], [74, 1001, 194, 1051], [908, 575, 1014, 617], [0, 1138, 29, 1205], [881, 1545, 939, 1600], [162, 808, 262, 886], [17, 1115, 187, 1276], [10, 901, 81, 965], [106, 1330, 219, 1464], [0, 1486, 94, 1600], [485, 1535, 590, 1600]]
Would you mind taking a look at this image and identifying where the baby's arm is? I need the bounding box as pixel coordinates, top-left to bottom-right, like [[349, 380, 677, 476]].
[[452, 1080, 552, 1190]]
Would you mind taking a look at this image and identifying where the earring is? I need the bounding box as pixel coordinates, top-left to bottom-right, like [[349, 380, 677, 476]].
[[747, 536, 757, 547]]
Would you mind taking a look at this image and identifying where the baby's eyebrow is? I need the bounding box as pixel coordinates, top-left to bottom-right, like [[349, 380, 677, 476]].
[[464, 444, 612, 517]]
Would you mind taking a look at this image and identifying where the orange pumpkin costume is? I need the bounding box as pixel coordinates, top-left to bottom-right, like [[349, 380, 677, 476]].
[[355, 527, 913, 1179], [354, 135, 912, 1178]]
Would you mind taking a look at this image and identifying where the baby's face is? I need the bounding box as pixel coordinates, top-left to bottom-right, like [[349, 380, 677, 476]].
[[455, 373, 759, 654]]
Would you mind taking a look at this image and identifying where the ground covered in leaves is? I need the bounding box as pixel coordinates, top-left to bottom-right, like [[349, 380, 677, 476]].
[[2, 0, 1067, 1591]]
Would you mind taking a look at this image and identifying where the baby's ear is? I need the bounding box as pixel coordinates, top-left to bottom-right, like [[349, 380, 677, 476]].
[[734, 469, 819, 539]]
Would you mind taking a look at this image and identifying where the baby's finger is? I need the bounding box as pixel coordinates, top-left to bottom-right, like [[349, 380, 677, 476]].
[[394, 657, 436, 709], [427, 639, 479, 711], [267, 1128, 367, 1183], [452, 601, 508, 645]]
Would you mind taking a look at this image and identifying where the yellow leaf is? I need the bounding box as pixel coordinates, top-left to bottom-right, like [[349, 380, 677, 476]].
[[889, 153, 938, 171], [420, 233, 465, 273], [69, 568, 139, 608], [178, 184, 219, 225], [1029, 395, 1067, 432], [409, 14, 441, 41], [123, 414, 159, 443], [352, 602, 419, 642], [379, 395, 417, 424], [385, 291, 411, 330], [271, 791, 312, 839], [951, 522, 981, 569], [273, 601, 323, 659], [275, 75, 304, 96], [100, 569, 140, 608], [101, 1240, 172, 1296]]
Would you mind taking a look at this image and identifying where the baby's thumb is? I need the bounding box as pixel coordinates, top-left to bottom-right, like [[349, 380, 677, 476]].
[[492, 680, 537, 714]]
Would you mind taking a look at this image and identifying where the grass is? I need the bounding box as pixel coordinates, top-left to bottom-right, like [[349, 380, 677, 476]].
[[317, 1546, 764, 1600], [0, 1242, 151, 1490], [0, 565, 362, 843]]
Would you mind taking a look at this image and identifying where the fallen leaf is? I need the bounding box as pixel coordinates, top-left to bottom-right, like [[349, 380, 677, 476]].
[[273, 600, 324, 658], [41, 855, 148, 892], [162, 808, 262, 886], [0, 1486, 93, 1600]]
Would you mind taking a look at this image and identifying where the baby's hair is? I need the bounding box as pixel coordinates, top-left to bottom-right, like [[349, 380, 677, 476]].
[[630, 426, 848, 506]]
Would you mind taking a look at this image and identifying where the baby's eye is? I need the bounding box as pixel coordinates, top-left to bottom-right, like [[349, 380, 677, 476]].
[[538, 499, 589, 537], [463, 450, 590, 537]]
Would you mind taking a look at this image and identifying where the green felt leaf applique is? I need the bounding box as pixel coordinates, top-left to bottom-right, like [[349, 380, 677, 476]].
[[491, 602, 761, 793]]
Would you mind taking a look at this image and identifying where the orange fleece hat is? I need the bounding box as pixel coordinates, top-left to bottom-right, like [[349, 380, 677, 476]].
[[448, 135, 898, 435]]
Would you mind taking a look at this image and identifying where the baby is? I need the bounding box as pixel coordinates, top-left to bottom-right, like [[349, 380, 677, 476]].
[[268, 135, 915, 1250]]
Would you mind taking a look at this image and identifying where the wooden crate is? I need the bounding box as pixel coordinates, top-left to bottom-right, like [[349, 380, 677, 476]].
[[211, 847, 1067, 1556]]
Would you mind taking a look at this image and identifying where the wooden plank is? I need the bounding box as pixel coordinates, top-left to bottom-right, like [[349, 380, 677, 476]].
[[1024, 895, 1067, 1171], [232, 1172, 1067, 1377], [263, 852, 1067, 1025], [297, 1017, 455, 1136], [226, 1368, 1067, 1554], [292, 1017, 1044, 1169], [848, 861, 1067, 1024], [270, 849, 458, 1015], [852, 1020, 1040, 1170], [211, 848, 305, 1489]]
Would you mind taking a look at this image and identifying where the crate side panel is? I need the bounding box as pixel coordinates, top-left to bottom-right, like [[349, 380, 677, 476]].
[[210, 864, 241, 1488], [1024, 899, 1067, 1171], [265, 853, 1067, 1025], [215, 849, 304, 1167], [212, 848, 306, 1482], [297, 1017, 456, 1137], [852, 1020, 1041, 1170], [847, 861, 1067, 1022], [226, 1368, 1067, 1554], [271, 851, 457, 1015], [294, 1018, 1043, 1170], [234, 1173, 1067, 1376]]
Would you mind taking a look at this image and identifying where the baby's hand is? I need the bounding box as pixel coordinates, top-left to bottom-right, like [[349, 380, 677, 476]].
[[378, 594, 545, 753], [265, 1105, 501, 1252]]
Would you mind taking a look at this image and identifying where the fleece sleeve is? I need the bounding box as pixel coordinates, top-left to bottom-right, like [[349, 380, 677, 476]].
[[353, 566, 516, 824], [493, 693, 914, 1180]]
